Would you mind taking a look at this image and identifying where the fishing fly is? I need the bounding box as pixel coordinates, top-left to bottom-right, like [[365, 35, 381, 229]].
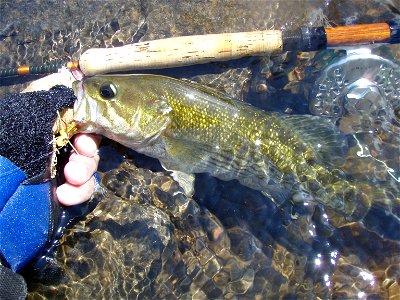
[[54, 111, 78, 153]]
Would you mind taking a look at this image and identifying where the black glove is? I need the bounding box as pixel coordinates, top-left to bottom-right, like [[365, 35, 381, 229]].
[[0, 85, 76, 298]]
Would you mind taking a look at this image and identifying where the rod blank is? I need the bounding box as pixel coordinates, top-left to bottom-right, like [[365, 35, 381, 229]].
[[1, 21, 399, 78]]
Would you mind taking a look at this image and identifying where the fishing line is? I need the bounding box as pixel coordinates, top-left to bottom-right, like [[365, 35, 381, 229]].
[[0, 150, 54, 179], [352, 133, 399, 183]]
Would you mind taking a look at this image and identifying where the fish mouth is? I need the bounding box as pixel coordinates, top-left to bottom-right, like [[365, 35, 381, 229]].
[[72, 80, 84, 106], [72, 80, 84, 120], [72, 79, 91, 125], [71, 79, 100, 135]]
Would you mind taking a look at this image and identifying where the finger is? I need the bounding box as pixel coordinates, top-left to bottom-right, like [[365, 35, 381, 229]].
[[64, 154, 99, 185], [73, 133, 102, 157], [56, 177, 96, 206]]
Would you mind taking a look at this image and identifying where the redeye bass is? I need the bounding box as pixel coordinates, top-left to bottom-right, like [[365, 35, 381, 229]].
[[73, 74, 399, 239]]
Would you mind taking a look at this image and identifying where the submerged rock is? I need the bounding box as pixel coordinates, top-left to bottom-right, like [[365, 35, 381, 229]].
[[27, 158, 399, 299]]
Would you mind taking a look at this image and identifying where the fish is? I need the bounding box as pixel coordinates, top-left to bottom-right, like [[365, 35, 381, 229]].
[[73, 74, 399, 239]]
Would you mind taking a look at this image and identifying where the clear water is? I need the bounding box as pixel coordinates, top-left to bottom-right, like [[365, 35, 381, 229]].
[[0, 0, 399, 299]]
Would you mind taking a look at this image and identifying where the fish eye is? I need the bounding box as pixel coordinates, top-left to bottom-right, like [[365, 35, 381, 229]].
[[99, 82, 117, 99]]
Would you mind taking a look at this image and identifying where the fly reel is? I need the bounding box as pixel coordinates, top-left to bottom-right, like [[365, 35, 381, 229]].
[[309, 49, 400, 126]]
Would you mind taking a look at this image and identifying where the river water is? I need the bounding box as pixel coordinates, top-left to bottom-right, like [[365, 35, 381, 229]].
[[0, 0, 399, 299]]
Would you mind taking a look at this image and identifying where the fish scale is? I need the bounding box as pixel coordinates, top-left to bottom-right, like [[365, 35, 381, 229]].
[[73, 74, 399, 240], [166, 90, 303, 174]]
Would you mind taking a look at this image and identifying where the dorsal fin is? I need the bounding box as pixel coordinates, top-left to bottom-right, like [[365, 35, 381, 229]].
[[279, 114, 348, 167]]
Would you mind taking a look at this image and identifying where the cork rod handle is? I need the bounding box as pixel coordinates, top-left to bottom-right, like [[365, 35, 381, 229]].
[[79, 30, 282, 76]]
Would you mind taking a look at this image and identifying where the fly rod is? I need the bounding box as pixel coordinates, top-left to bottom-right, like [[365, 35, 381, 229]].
[[1, 20, 399, 77]]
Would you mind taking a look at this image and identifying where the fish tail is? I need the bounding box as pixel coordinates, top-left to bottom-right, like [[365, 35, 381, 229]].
[[360, 184, 400, 240], [330, 180, 400, 228], [302, 166, 400, 240]]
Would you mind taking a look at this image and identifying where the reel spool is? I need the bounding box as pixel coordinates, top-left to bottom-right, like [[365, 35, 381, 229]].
[[309, 49, 400, 182], [309, 49, 400, 125]]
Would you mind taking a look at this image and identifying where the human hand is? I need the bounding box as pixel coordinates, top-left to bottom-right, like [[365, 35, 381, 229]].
[[56, 133, 101, 206], [0, 85, 80, 272]]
